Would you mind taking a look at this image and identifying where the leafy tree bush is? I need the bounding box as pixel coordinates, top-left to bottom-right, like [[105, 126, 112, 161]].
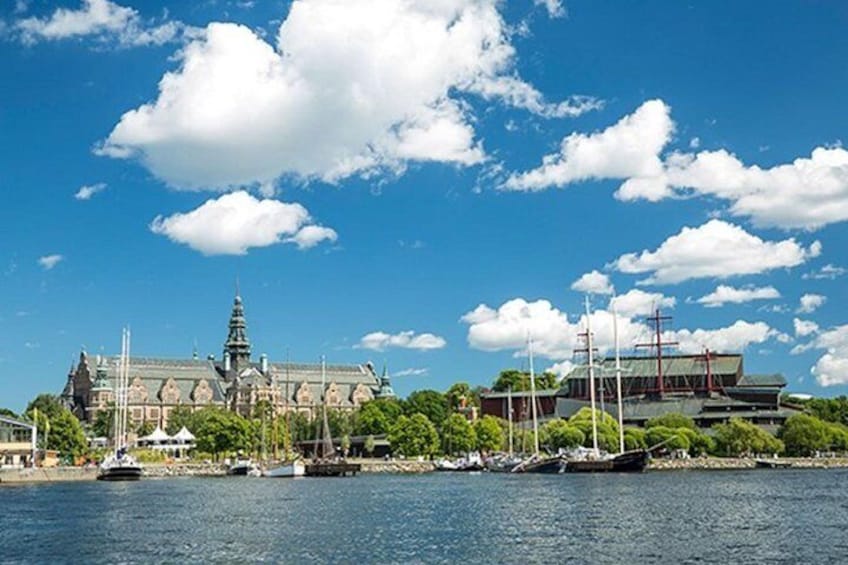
[[712, 418, 783, 456], [540, 419, 585, 451], [568, 407, 620, 452], [192, 408, 253, 460], [165, 405, 195, 435], [646, 413, 697, 431], [623, 427, 647, 450], [446, 382, 480, 410], [645, 425, 690, 452], [441, 413, 477, 454], [781, 413, 836, 455], [354, 402, 390, 436], [404, 390, 448, 428], [388, 413, 439, 457], [492, 370, 558, 393], [473, 415, 504, 453]]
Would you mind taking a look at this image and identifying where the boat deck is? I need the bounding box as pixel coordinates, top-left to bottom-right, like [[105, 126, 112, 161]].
[[304, 462, 361, 477]]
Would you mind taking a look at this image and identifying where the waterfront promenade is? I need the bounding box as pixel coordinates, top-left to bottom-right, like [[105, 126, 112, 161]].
[[4, 456, 848, 484]]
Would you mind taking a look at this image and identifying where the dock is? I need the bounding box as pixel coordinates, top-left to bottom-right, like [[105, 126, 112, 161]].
[[304, 462, 361, 477]]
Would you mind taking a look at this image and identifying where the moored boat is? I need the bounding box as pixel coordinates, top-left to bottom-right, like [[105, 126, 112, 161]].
[[265, 459, 306, 478], [227, 458, 258, 476], [97, 448, 142, 481]]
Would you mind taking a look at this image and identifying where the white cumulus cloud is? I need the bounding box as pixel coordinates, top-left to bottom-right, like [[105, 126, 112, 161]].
[[503, 99, 673, 192], [803, 264, 846, 280], [613, 219, 820, 285], [97, 0, 597, 191], [668, 320, 779, 354], [696, 285, 781, 308], [793, 318, 820, 338], [357, 330, 446, 352], [15, 0, 195, 47], [502, 98, 848, 230], [149, 191, 335, 255], [534, 0, 565, 18], [38, 254, 64, 270], [797, 293, 826, 314], [609, 288, 675, 319], [570, 270, 613, 295], [802, 325, 848, 386], [74, 182, 106, 200]]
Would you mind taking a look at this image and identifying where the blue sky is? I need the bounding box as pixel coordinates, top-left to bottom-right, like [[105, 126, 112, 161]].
[[2, 0, 847, 412]]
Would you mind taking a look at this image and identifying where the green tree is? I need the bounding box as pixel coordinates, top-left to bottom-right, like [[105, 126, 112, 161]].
[[404, 390, 448, 428], [388, 414, 439, 457], [676, 428, 715, 456], [354, 402, 390, 436], [568, 407, 620, 452], [368, 398, 404, 423], [446, 383, 480, 410], [492, 370, 559, 393], [364, 434, 376, 457], [136, 420, 155, 437], [165, 405, 195, 435], [441, 413, 477, 455], [473, 416, 505, 453], [192, 408, 253, 460], [623, 427, 647, 450], [646, 413, 697, 431], [26, 394, 64, 421], [540, 419, 585, 451], [713, 418, 783, 456], [780, 413, 831, 456], [0, 408, 17, 418], [645, 426, 690, 452], [46, 409, 88, 459], [290, 411, 316, 443], [327, 409, 353, 438], [92, 405, 115, 439], [806, 396, 848, 426]]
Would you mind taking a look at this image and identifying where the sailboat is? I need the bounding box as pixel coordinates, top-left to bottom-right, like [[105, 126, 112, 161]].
[[561, 297, 649, 473], [265, 355, 305, 478], [303, 356, 360, 477], [98, 327, 143, 481], [485, 386, 523, 472], [511, 335, 567, 474]]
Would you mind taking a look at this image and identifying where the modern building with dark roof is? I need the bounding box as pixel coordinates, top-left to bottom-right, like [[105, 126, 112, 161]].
[[61, 292, 394, 431], [555, 353, 796, 432], [480, 353, 797, 433]]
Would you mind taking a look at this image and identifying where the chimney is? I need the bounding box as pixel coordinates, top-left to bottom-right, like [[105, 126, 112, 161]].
[[260, 353, 268, 374], [224, 351, 231, 372]]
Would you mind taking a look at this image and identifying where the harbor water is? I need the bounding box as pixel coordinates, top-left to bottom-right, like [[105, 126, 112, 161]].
[[2, 469, 847, 564]]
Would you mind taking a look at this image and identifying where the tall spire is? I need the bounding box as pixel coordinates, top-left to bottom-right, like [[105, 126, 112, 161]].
[[224, 287, 251, 371]]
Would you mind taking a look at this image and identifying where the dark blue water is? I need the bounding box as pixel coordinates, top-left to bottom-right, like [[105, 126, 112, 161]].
[[2, 470, 847, 564]]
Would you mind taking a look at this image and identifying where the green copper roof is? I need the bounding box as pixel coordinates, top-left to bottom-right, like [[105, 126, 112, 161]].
[[564, 354, 742, 381]]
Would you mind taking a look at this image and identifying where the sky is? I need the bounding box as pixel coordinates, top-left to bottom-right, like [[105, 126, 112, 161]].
[[1, 0, 847, 412]]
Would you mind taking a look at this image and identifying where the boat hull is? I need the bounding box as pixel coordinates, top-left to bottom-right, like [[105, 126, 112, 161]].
[[264, 461, 306, 478], [565, 450, 649, 473], [513, 456, 566, 474], [304, 462, 361, 477], [97, 466, 143, 481]]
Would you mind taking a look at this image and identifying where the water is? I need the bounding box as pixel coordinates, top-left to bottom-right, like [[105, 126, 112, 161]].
[[2, 470, 847, 564]]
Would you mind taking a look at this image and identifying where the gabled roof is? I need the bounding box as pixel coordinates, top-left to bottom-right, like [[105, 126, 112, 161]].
[[564, 354, 742, 381]]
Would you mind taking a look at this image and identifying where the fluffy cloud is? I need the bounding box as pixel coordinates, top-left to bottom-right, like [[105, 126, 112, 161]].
[[149, 191, 335, 255], [74, 182, 106, 200], [609, 288, 675, 319], [644, 147, 848, 230], [461, 297, 784, 363], [614, 219, 820, 284], [797, 293, 826, 314], [285, 225, 338, 250], [503, 98, 848, 230], [804, 325, 848, 386], [793, 318, 820, 338], [461, 298, 648, 360], [546, 360, 574, 377], [570, 270, 613, 295], [696, 285, 780, 308], [38, 254, 64, 270], [803, 264, 846, 280], [534, 0, 566, 18], [668, 320, 779, 354], [15, 0, 195, 47], [503, 99, 673, 191], [357, 331, 446, 352], [98, 0, 597, 190], [394, 367, 429, 377]]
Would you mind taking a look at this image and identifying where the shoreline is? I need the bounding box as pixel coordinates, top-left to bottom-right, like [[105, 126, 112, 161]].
[[4, 457, 848, 484]]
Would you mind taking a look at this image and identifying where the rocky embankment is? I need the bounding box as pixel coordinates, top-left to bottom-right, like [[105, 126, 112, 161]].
[[649, 456, 848, 471], [358, 460, 436, 473]]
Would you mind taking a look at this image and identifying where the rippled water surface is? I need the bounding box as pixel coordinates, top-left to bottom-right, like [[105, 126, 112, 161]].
[[2, 469, 847, 564]]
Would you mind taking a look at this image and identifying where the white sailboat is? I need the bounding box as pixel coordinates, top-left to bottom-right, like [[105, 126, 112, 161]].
[[265, 353, 305, 478], [98, 327, 143, 481]]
